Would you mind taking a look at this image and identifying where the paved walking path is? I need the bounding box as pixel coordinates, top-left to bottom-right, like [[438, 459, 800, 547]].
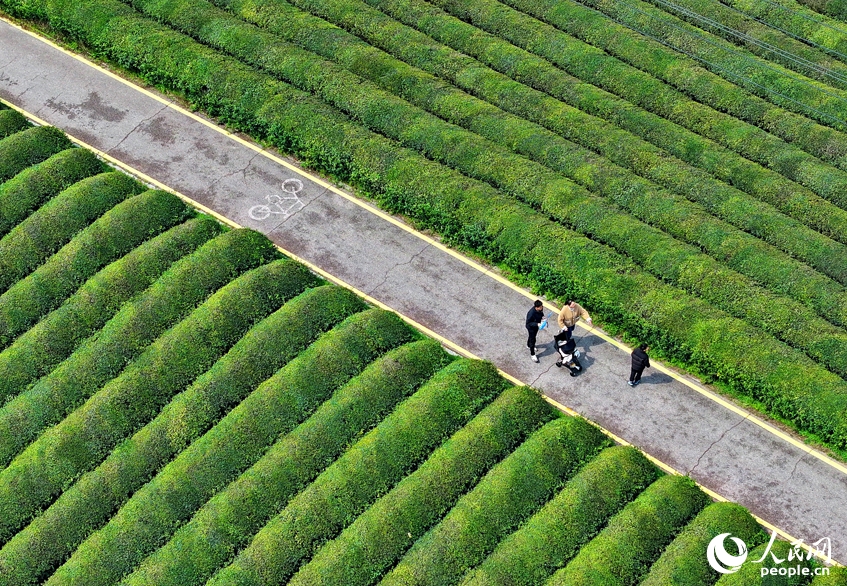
[[1, 16, 845, 564]]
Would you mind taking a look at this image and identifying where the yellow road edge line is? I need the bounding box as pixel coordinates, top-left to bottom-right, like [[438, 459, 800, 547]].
[[3, 96, 842, 567], [5, 20, 844, 475]]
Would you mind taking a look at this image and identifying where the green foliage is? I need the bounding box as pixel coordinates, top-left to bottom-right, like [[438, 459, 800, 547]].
[[0, 171, 141, 295], [811, 566, 847, 585], [44, 307, 414, 586], [0, 259, 294, 545], [461, 446, 660, 586], [0, 215, 220, 407], [206, 360, 516, 586], [0, 228, 277, 469], [0, 125, 72, 183], [123, 339, 451, 586], [489, 0, 847, 204], [0, 147, 106, 238], [640, 502, 767, 586], [0, 110, 30, 141], [0, 284, 371, 586], [0, 188, 188, 349], [546, 475, 711, 585], [367, 416, 609, 586]]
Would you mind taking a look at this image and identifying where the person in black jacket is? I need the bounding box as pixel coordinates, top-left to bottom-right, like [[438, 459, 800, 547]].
[[629, 344, 650, 386], [526, 300, 544, 363]]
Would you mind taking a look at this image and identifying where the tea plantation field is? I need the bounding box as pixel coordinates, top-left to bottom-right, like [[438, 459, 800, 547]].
[[4, 0, 847, 459], [3, 115, 844, 584]]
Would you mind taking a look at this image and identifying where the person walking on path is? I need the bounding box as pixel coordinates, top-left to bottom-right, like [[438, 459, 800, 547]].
[[526, 300, 545, 363], [557, 300, 593, 341], [629, 344, 650, 386]]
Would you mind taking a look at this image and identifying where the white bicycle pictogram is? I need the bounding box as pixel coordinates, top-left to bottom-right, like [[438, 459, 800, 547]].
[[248, 178, 305, 221]]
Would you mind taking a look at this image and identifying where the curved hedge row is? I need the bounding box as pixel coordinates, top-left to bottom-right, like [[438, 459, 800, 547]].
[[594, 0, 847, 126], [0, 259, 294, 545], [811, 566, 847, 585], [123, 338, 450, 586], [0, 147, 106, 238], [250, 0, 847, 289], [640, 502, 766, 586], [0, 125, 72, 183], [359, 0, 847, 252], [652, 0, 847, 88], [0, 171, 140, 295], [206, 360, 517, 586], [0, 188, 189, 350], [546, 475, 711, 585], [0, 216, 220, 407], [715, 539, 813, 585], [12, 0, 847, 451], [0, 284, 369, 586], [108, 0, 847, 381], [423, 0, 847, 208], [461, 446, 659, 586], [45, 307, 414, 586], [0, 110, 29, 140], [0, 228, 277, 469], [364, 416, 608, 586], [731, 0, 847, 64]]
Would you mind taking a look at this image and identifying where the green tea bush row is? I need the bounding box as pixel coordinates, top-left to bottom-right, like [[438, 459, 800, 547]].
[[596, 0, 847, 125], [0, 284, 367, 586], [105, 0, 847, 380], [651, 0, 847, 88], [547, 475, 711, 585], [44, 307, 412, 586], [0, 228, 276, 468], [640, 502, 766, 586], [0, 110, 29, 140], [0, 260, 294, 545], [715, 540, 813, 585], [123, 339, 450, 586], [0, 171, 140, 294], [243, 0, 847, 289], [0, 125, 71, 183], [0, 148, 106, 238], [206, 360, 517, 586], [725, 0, 847, 62], [355, 0, 847, 253], [362, 417, 608, 586], [416, 0, 847, 208], [461, 446, 659, 586], [0, 189, 188, 349], [13, 0, 847, 449], [0, 216, 219, 407]]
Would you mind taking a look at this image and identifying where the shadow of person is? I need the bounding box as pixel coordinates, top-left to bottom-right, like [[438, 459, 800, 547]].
[[635, 371, 674, 386]]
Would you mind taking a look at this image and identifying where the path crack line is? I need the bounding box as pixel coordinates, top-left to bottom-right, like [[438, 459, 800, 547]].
[[688, 416, 749, 476], [365, 243, 430, 296], [106, 103, 168, 154]]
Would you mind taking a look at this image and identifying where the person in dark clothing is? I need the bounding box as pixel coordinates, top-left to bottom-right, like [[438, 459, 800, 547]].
[[629, 344, 650, 386], [526, 300, 545, 363], [554, 336, 582, 377]]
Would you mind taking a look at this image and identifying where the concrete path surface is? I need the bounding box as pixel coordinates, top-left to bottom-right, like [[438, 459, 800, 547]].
[[1, 16, 845, 565]]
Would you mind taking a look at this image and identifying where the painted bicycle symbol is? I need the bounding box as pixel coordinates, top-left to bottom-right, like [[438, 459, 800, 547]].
[[248, 178, 305, 221]]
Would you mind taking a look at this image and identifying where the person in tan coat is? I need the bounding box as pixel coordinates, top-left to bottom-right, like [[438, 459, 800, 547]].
[[557, 300, 592, 341]]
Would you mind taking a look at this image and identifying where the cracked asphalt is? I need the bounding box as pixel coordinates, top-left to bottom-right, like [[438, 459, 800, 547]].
[[1, 16, 845, 563]]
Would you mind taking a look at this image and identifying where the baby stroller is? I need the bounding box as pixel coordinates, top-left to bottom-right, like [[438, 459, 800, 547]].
[[553, 332, 582, 377]]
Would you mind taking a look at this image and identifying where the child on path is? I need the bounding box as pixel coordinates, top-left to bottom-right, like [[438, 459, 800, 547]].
[[629, 344, 650, 386]]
